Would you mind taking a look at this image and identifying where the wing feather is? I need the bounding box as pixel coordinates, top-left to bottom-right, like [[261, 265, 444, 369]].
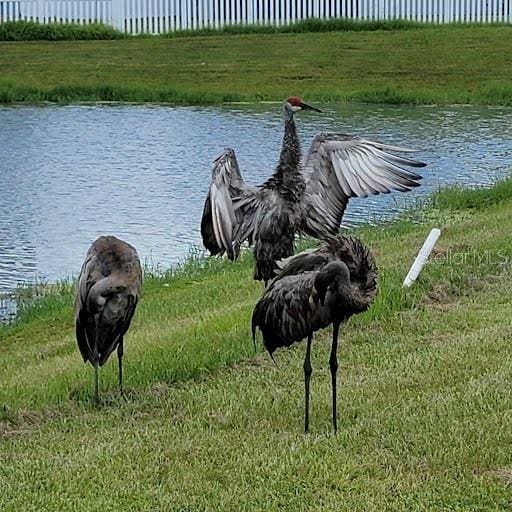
[[357, 146, 422, 188], [301, 133, 426, 238], [351, 150, 390, 194], [74, 250, 99, 362], [200, 148, 258, 260]]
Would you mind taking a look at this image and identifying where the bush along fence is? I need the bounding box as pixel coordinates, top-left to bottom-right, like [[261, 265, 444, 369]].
[[0, 0, 511, 35]]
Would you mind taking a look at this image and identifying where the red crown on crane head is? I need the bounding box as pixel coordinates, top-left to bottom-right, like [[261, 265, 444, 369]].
[[286, 96, 303, 106]]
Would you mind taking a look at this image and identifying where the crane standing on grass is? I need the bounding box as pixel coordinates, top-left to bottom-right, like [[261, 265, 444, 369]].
[[201, 96, 425, 284], [252, 235, 377, 433], [74, 236, 142, 404]]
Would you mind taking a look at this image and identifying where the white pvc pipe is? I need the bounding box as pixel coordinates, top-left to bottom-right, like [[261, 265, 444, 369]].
[[403, 228, 441, 287]]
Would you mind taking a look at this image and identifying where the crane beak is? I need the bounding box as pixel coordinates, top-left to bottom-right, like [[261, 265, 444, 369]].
[[300, 102, 322, 113]]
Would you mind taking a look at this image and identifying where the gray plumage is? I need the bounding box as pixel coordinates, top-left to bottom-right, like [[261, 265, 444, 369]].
[[252, 235, 377, 432], [74, 235, 142, 403], [201, 96, 425, 283]]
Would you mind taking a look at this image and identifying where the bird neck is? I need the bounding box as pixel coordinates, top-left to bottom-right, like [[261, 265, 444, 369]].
[[342, 285, 371, 314], [86, 276, 120, 313], [328, 236, 378, 311], [332, 276, 376, 316], [275, 116, 301, 181]]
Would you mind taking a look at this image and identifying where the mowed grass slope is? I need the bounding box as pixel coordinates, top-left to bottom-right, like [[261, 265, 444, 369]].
[[1, 25, 512, 104], [1, 181, 512, 510]]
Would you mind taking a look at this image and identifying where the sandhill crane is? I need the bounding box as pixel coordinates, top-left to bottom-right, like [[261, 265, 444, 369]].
[[252, 235, 377, 432], [74, 236, 142, 403], [201, 96, 425, 283]]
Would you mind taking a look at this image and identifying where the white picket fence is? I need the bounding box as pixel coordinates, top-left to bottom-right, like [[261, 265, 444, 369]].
[[1, 0, 510, 34]]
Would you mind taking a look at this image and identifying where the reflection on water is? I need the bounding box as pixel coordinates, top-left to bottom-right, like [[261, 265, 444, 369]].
[[0, 103, 511, 309]]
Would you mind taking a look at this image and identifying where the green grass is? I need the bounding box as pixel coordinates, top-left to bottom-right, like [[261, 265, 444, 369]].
[[1, 24, 511, 105], [1, 178, 512, 510], [0, 21, 125, 41], [433, 178, 512, 211]]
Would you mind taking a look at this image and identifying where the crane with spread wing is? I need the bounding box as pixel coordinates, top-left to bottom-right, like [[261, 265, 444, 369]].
[[201, 97, 425, 284]]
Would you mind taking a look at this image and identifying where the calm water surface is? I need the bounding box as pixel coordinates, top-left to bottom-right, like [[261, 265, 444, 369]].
[[1, 103, 511, 310]]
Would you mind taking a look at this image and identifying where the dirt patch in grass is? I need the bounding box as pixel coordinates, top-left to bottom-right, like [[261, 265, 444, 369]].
[[0, 405, 67, 438], [425, 281, 461, 309], [489, 468, 512, 486], [423, 264, 508, 310]]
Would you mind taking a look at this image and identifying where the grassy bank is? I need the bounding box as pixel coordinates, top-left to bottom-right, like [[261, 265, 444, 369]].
[[1, 25, 511, 105], [1, 179, 512, 510]]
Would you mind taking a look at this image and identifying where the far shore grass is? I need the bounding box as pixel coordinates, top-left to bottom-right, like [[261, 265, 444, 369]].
[[1, 178, 512, 510], [1, 24, 511, 105]]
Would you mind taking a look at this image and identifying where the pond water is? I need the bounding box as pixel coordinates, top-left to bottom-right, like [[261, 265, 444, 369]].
[[1, 102, 511, 318]]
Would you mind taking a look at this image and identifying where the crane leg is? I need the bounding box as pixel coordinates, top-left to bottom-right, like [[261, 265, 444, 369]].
[[93, 361, 100, 406], [303, 333, 313, 433], [92, 344, 100, 406], [117, 337, 124, 397], [329, 322, 340, 434]]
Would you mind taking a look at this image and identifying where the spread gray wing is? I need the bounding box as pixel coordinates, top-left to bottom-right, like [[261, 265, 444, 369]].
[[301, 133, 426, 238], [201, 148, 261, 260]]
